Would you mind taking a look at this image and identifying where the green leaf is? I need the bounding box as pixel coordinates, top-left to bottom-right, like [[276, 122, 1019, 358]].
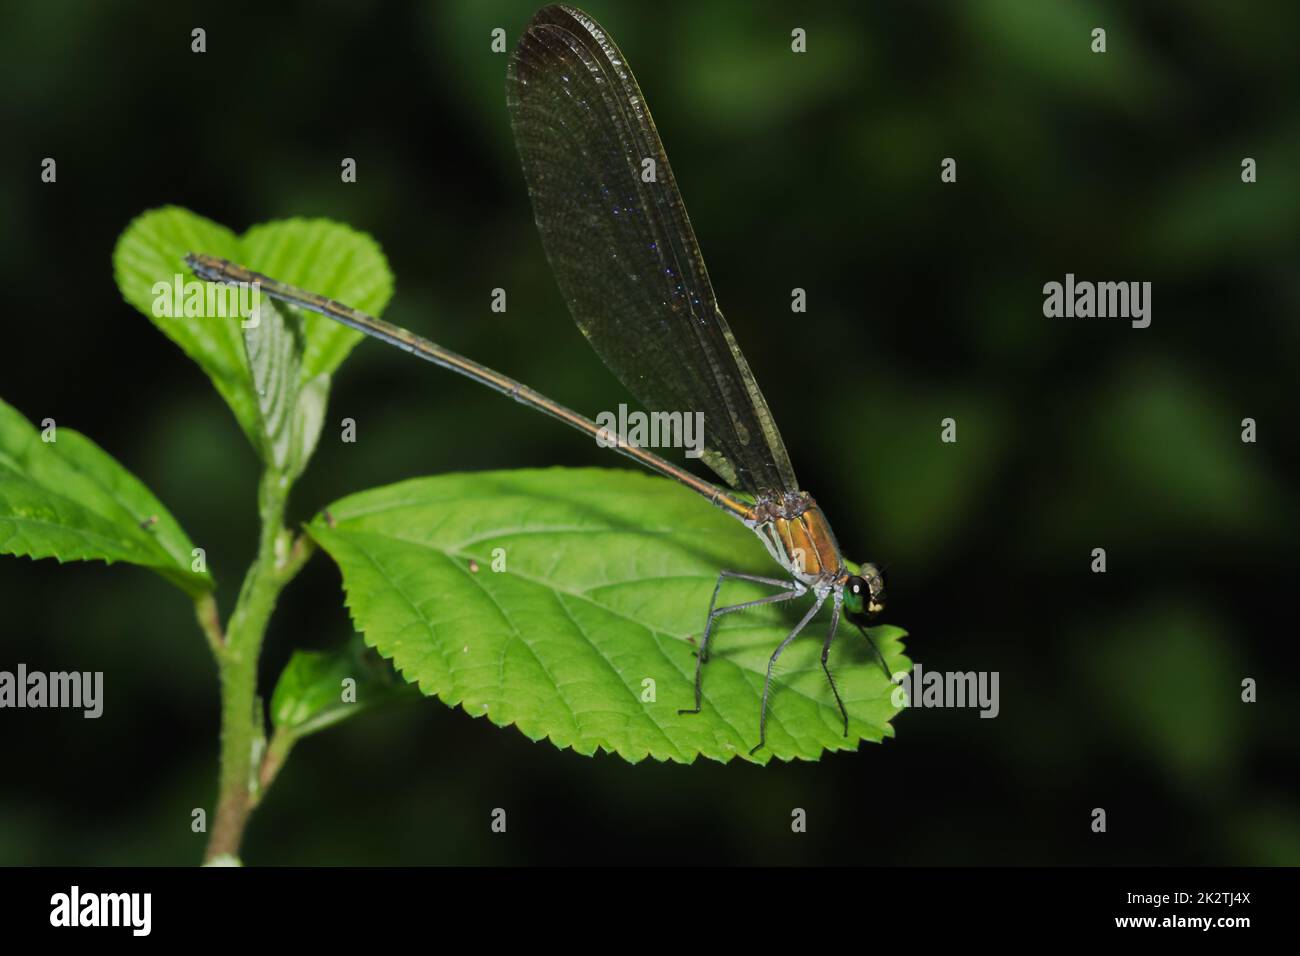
[[0, 397, 212, 596], [289, 373, 330, 482], [112, 206, 393, 456], [239, 217, 394, 381], [271, 635, 410, 739], [242, 299, 331, 481], [112, 209, 248, 438], [243, 298, 305, 474], [308, 468, 908, 764]]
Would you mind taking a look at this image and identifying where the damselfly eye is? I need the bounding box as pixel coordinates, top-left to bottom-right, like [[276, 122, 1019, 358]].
[[844, 575, 867, 616]]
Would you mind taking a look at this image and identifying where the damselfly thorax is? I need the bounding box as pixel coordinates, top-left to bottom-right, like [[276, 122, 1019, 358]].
[[748, 491, 845, 587]]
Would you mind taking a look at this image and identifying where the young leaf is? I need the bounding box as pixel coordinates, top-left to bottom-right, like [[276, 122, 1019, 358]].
[[271, 635, 411, 740], [289, 373, 330, 482], [112, 207, 393, 462], [241, 296, 330, 481], [308, 468, 909, 765], [0, 397, 212, 596], [239, 217, 393, 381], [243, 298, 305, 474], [112, 208, 252, 441]]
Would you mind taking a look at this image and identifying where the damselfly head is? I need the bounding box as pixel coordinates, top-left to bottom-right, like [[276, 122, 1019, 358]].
[[844, 562, 887, 623]]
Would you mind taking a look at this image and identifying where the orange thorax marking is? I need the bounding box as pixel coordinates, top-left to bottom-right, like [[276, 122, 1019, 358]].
[[773, 505, 841, 577]]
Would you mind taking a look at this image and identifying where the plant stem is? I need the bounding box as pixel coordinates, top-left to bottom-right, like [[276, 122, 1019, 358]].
[[204, 471, 298, 863], [255, 725, 297, 805], [195, 591, 225, 653]]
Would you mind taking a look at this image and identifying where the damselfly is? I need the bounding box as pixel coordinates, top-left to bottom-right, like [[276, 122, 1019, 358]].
[[187, 4, 889, 754]]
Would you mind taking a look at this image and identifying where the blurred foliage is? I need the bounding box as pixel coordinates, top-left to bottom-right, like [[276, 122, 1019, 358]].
[[0, 0, 1295, 864]]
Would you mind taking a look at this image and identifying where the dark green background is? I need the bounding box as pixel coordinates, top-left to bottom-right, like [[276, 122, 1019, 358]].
[[1, 0, 1296, 864]]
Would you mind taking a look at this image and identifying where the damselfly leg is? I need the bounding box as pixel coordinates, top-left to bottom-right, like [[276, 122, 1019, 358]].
[[821, 590, 849, 737], [678, 570, 803, 717], [855, 622, 894, 680], [751, 590, 830, 755]]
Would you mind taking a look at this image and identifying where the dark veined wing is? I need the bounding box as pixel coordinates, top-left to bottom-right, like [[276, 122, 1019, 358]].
[[506, 4, 799, 498]]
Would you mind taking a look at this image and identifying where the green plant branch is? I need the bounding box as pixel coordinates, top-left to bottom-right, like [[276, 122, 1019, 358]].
[[194, 591, 225, 655], [203, 470, 304, 863], [254, 725, 297, 807], [282, 529, 316, 582]]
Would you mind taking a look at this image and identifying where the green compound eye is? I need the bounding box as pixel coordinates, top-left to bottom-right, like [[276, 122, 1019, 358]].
[[844, 576, 867, 616]]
